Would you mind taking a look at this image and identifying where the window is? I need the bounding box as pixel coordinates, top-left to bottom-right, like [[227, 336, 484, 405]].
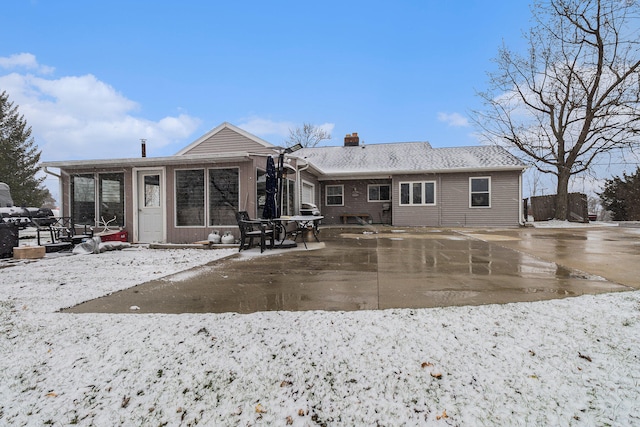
[[71, 174, 96, 225], [283, 179, 295, 216], [144, 175, 160, 207], [99, 173, 125, 226], [71, 173, 125, 226], [302, 181, 315, 205], [470, 177, 491, 207], [209, 168, 239, 225], [399, 181, 435, 205], [326, 185, 344, 206], [175, 169, 205, 226], [368, 184, 390, 202], [175, 168, 240, 227]]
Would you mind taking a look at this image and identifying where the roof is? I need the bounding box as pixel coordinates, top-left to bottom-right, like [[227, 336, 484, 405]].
[[295, 142, 526, 178], [41, 152, 253, 169]]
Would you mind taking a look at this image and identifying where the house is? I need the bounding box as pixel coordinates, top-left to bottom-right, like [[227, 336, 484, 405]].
[[41, 122, 527, 243]]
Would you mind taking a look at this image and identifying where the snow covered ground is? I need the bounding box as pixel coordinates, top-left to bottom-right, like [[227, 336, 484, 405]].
[[1, 240, 639, 425]]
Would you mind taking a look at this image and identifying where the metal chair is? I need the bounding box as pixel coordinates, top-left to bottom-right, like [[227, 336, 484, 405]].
[[235, 211, 274, 253], [33, 217, 94, 252]]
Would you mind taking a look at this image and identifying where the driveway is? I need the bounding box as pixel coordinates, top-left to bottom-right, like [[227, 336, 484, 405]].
[[65, 225, 638, 314]]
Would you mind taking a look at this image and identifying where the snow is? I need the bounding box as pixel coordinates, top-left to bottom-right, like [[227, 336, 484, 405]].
[[1, 245, 639, 425]]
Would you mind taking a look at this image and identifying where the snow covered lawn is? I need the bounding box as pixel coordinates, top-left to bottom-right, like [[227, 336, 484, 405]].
[[1, 245, 639, 425]]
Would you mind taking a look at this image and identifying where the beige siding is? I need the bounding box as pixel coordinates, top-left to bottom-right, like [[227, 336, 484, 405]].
[[391, 174, 440, 226], [391, 171, 521, 227], [181, 127, 275, 156], [439, 171, 521, 227]]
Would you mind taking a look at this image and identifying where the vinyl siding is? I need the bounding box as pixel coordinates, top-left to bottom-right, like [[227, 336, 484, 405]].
[[391, 171, 521, 227], [439, 171, 521, 227], [391, 174, 440, 226], [181, 127, 275, 156]]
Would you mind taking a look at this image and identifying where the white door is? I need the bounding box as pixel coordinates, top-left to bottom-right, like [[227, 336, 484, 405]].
[[138, 171, 163, 243]]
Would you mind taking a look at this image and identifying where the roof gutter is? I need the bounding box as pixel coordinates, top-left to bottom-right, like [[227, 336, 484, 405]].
[[314, 165, 527, 181], [41, 152, 253, 169]]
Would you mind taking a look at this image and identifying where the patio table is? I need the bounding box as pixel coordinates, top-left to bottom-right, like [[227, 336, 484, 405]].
[[271, 215, 323, 248]]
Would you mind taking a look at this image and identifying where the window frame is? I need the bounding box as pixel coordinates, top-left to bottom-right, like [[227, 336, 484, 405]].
[[208, 167, 240, 226], [469, 176, 491, 208], [70, 172, 126, 227], [325, 184, 344, 207], [399, 181, 436, 206], [174, 167, 241, 227], [367, 184, 391, 202], [174, 168, 206, 227]]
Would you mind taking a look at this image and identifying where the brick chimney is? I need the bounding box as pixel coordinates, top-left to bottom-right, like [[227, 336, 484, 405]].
[[344, 132, 359, 147]]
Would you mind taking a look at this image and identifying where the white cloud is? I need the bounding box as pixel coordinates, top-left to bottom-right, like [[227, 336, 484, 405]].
[[316, 122, 336, 136], [237, 117, 295, 138], [0, 52, 55, 74], [437, 112, 470, 127], [237, 117, 336, 142], [0, 56, 201, 162]]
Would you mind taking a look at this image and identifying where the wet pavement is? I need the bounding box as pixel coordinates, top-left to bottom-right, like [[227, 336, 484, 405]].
[[65, 225, 638, 314]]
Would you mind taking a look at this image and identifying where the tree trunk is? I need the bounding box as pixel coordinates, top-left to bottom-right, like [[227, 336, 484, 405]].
[[555, 169, 570, 221]]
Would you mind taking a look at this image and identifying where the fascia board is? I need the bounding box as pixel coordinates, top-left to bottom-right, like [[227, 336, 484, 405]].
[[41, 152, 253, 169]]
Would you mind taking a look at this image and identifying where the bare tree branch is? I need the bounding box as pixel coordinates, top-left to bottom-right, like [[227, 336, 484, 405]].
[[285, 122, 332, 148], [473, 0, 640, 220]]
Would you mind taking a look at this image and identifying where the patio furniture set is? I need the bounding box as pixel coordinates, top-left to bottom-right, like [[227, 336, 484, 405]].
[[235, 211, 323, 253]]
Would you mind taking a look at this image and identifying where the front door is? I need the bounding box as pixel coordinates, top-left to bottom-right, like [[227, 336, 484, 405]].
[[137, 171, 164, 243]]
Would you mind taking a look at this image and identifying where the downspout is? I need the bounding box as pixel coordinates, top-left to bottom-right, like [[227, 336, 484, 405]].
[[518, 171, 524, 226]]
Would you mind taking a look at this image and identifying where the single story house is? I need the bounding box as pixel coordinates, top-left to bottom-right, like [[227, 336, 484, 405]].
[[41, 122, 527, 243]]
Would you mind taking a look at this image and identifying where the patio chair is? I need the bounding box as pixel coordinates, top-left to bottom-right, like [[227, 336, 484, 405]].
[[235, 211, 275, 253], [33, 216, 94, 252]]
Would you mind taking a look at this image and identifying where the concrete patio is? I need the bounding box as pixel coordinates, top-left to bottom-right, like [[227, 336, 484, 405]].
[[64, 224, 639, 314]]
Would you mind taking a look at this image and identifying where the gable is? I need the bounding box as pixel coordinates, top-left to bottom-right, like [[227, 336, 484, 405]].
[[176, 122, 277, 156]]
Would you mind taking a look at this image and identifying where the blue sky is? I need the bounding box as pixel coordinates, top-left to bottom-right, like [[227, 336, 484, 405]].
[[1, 1, 550, 196]]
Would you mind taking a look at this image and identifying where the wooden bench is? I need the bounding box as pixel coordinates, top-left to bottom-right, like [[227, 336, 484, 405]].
[[340, 213, 372, 224]]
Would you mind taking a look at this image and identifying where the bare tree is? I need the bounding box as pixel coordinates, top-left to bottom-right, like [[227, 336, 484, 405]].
[[473, 0, 640, 220], [285, 122, 331, 148]]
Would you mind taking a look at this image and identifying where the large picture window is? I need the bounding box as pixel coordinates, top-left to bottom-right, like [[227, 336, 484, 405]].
[[175, 169, 205, 226], [326, 185, 344, 206], [470, 177, 491, 207], [399, 181, 435, 206], [209, 168, 239, 225], [175, 168, 240, 226], [71, 173, 125, 226]]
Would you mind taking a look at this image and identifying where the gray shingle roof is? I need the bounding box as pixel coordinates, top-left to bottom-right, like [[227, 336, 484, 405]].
[[296, 142, 526, 176]]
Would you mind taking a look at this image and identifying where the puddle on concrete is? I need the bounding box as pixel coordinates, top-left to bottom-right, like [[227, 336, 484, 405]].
[[63, 227, 633, 314]]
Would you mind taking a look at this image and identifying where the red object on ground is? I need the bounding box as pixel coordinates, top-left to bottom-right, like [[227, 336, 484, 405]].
[[97, 230, 128, 242]]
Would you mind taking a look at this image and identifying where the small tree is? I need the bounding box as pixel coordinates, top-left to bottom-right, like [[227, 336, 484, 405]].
[[285, 122, 331, 148], [599, 167, 640, 221], [474, 0, 640, 220], [0, 90, 48, 206]]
